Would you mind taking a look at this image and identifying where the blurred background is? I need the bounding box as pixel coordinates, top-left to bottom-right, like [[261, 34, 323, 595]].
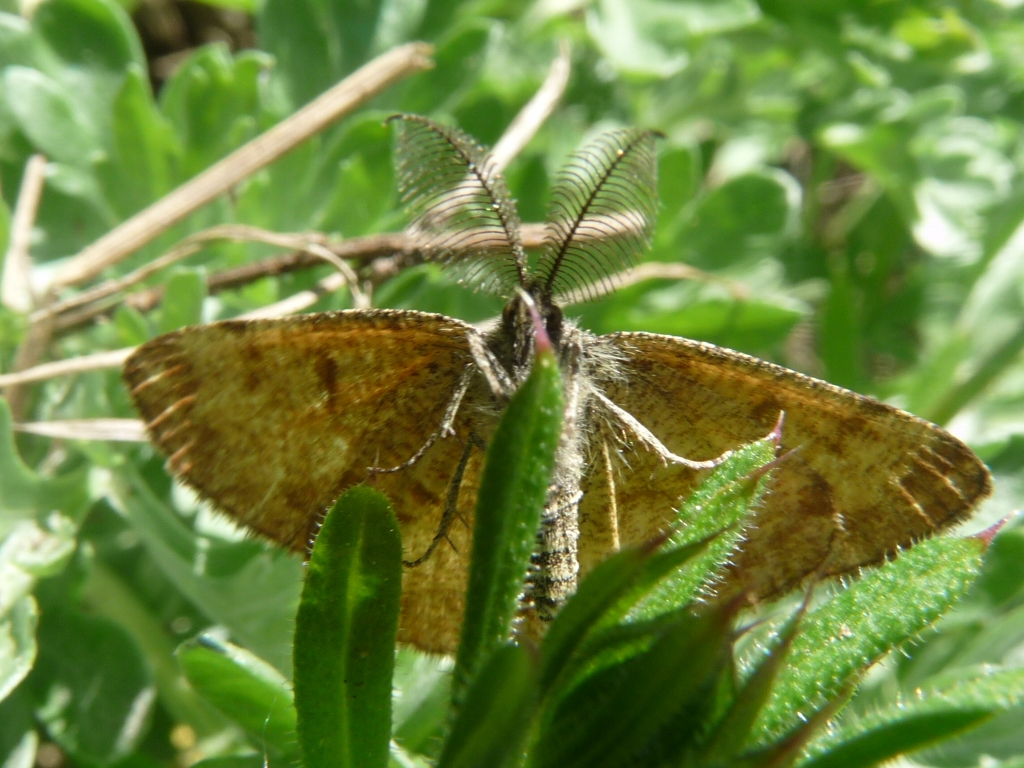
[[1, 0, 1024, 766]]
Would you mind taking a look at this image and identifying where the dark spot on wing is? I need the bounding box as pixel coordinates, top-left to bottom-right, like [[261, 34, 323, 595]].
[[316, 355, 339, 409]]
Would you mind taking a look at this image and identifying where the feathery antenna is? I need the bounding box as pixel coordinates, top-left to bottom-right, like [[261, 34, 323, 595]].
[[389, 114, 528, 294], [539, 129, 659, 301]]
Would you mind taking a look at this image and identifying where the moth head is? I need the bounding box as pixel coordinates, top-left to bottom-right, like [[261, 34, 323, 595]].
[[499, 285, 564, 366]]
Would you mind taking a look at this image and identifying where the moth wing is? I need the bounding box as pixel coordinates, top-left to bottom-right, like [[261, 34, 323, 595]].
[[580, 332, 992, 601], [124, 309, 490, 653]]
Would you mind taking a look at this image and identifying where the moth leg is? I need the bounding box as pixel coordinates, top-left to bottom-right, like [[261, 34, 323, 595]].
[[601, 438, 621, 552], [468, 331, 515, 399], [368, 366, 473, 475], [404, 432, 486, 568], [594, 391, 732, 470]]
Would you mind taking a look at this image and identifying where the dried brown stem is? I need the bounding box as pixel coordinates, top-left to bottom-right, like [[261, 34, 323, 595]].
[[0, 347, 135, 388], [490, 41, 570, 172], [555, 261, 746, 306], [2, 154, 47, 313], [50, 225, 553, 334]]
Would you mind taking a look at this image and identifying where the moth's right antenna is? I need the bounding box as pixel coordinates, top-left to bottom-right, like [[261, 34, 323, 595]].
[[539, 129, 660, 301]]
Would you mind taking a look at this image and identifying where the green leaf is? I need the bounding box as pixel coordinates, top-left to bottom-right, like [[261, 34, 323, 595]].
[[36, 162, 119, 245], [820, 254, 864, 390], [0, 14, 39, 71], [0, 687, 37, 768], [752, 536, 985, 743], [0, 597, 37, 706], [437, 643, 539, 768], [190, 0, 256, 10], [535, 604, 733, 768], [33, 608, 155, 764], [311, 115, 395, 235], [189, 757, 265, 768], [396, 22, 489, 117], [801, 669, 1024, 768], [629, 438, 776, 621], [669, 171, 795, 269], [579, 271, 806, 355], [0, 399, 90, 538], [974, 525, 1024, 608], [453, 340, 563, 703], [819, 122, 916, 223], [699, 601, 805, 762], [97, 64, 180, 219], [2, 66, 100, 165], [159, 47, 271, 178], [0, 516, 77, 617], [392, 649, 451, 756], [587, 0, 689, 78], [76, 562, 232, 740], [158, 267, 208, 333], [539, 544, 655, 693], [258, 0, 385, 107], [33, 0, 144, 73], [111, 468, 301, 674], [293, 486, 402, 768], [176, 634, 298, 760], [114, 304, 153, 347], [0, 515, 76, 705], [657, 144, 700, 226], [0, 189, 9, 262]]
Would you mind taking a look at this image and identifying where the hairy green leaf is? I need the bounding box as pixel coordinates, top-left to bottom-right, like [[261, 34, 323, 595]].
[[293, 486, 402, 768]]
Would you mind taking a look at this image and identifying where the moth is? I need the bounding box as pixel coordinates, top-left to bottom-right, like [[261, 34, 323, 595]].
[[124, 115, 992, 654]]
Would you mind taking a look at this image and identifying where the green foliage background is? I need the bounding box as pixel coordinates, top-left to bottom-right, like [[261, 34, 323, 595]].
[[1, 0, 1024, 766]]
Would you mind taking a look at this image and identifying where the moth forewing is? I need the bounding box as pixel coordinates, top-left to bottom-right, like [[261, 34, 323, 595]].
[[124, 310, 497, 653]]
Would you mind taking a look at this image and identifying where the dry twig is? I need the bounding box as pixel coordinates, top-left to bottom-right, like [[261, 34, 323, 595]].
[[2, 154, 46, 313], [14, 418, 148, 442], [0, 348, 135, 388]]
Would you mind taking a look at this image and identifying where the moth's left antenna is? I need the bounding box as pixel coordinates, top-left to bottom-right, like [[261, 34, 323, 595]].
[[389, 114, 528, 294]]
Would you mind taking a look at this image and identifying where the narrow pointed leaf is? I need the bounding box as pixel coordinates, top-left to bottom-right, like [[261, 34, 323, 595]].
[[177, 634, 298, 760], [536, 605, 733, 768], [438, 643, 538, 768], [751, 536, 984, 743], [539, 543, 653, 692], [158, 267, 208, 333], [189, 757, 265, 768], [700, 602, 806, 763], [0, 399, 90, 535], [537, 440, 775, 712], [629, 438, 776, 622], [799, 669, 1024, 768], [453, 341, 563, 704], [293, 486, 402, 768]]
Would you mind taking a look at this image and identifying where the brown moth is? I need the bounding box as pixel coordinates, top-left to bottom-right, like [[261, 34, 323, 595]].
[[124, 115, 992, 654]]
